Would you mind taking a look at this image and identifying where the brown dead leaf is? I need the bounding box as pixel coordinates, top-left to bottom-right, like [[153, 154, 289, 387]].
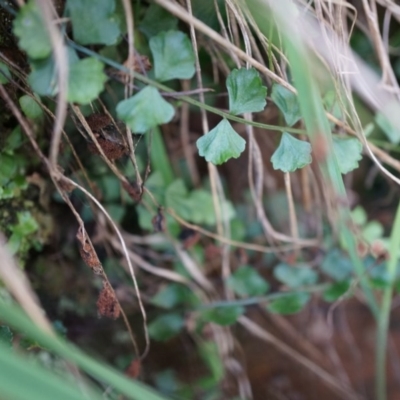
[[76, 227, 103, 274], [97, 280, 121, 319]]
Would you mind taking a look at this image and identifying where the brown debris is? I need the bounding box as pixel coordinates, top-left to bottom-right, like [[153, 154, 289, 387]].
[[370, 240, 389, 261], [88, 135, 129, 161], [152, 208, 165, 232], [124, 54, 152, 74], [356, 240, 369, 259], [125, 358, 141, 379], [76, 227, 103, 274], [86, 113, 112, 132], [179, 228, 200, 249], [56, 176, 75, 193], [85, 114, 129, 160], [108, 54, 152, 81], [122, 179, 142, 202], [97, 280, 121, 319]]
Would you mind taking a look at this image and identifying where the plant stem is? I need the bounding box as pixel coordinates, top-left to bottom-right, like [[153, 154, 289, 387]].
[[200, 283, 330, 309], [376, 201, 400, 400], [68, 40, 308, 136]]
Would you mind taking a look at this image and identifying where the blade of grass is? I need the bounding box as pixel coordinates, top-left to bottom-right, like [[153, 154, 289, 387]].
[[244, 0, 378, 318], [0, 341, 102, 400], [376, 201, 400, 400], [0, 301, 168, 400]]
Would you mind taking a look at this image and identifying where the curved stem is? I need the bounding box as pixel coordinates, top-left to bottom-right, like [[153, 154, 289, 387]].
[[67, 40, 308, 136]]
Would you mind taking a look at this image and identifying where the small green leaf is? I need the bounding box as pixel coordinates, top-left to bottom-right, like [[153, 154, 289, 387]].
[[166, 187, 235, 226], [66, 0, 121, 45], [19, 95, 43, 120], [13, 0, 51, 59], [11, 212, 38, 236], [7, 233, 23, 255], [226, 68, 267, 115], [198, 342, 224, 383], [105, 204, 125, 223], [191, 0, 226, 30], [230, 218, 246, 242], [116, 86, 174, 133], [28, 56, 58, 96], [0, 62, 11, 84], [201, 306, 244, 326], [271, 84, 301, 126], [267, 292, 310, 315], [369, 260, 391, 288], [4, 127, 24, 152], [151, 284, 197, 309], [351, 206, 367, 226], [196, 119, 246, 165], [137, 205, 156, 232], [148, 313, 184, 341], [165, 179, 192, 221], [139, 4, 178, 38], [186, 190, 235, 226], [375, 110, 400, 144], [362, 221, 384, 243], [28, 47, 79, 97], [187, 189, 216, 225], [227, 266, 269, 297], [273, 263, 318, 288], [151, 285, 182, 309], [67, 58, 107, 104], [0, 326, 13, 347], [271, 132, 312, 172], [142, 171, 166, 205], [322, 281, 351, 302], [0, 153, 18, 182], [332, 135, 363, 174], [97, 175, 120, 203], [149, 30, 195, 82], [321, 249, 353, 281]]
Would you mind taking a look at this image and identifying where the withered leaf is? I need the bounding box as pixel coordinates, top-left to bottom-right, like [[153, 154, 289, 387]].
[[97, 280, 120, 319], [76, 227, 103, 274]]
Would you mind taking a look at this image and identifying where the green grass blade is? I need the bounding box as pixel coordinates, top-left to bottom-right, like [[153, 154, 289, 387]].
[[375, 201, 400, 400], [0, 301, 169, 400], [0, 341, 102, 400], [244, 0, 378, 317]]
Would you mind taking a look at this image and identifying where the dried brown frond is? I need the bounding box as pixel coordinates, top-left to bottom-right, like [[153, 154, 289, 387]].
[[84, 113, 129, 160], [125, 358, 141, 379], [76, 227, 103, 274], [97, 280, 120, 319], [87, 135, 129, 161], [86, 113, 112, 132]]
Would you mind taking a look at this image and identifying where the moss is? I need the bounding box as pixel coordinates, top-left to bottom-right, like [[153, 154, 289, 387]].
[[0, 186, 53, 265]]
